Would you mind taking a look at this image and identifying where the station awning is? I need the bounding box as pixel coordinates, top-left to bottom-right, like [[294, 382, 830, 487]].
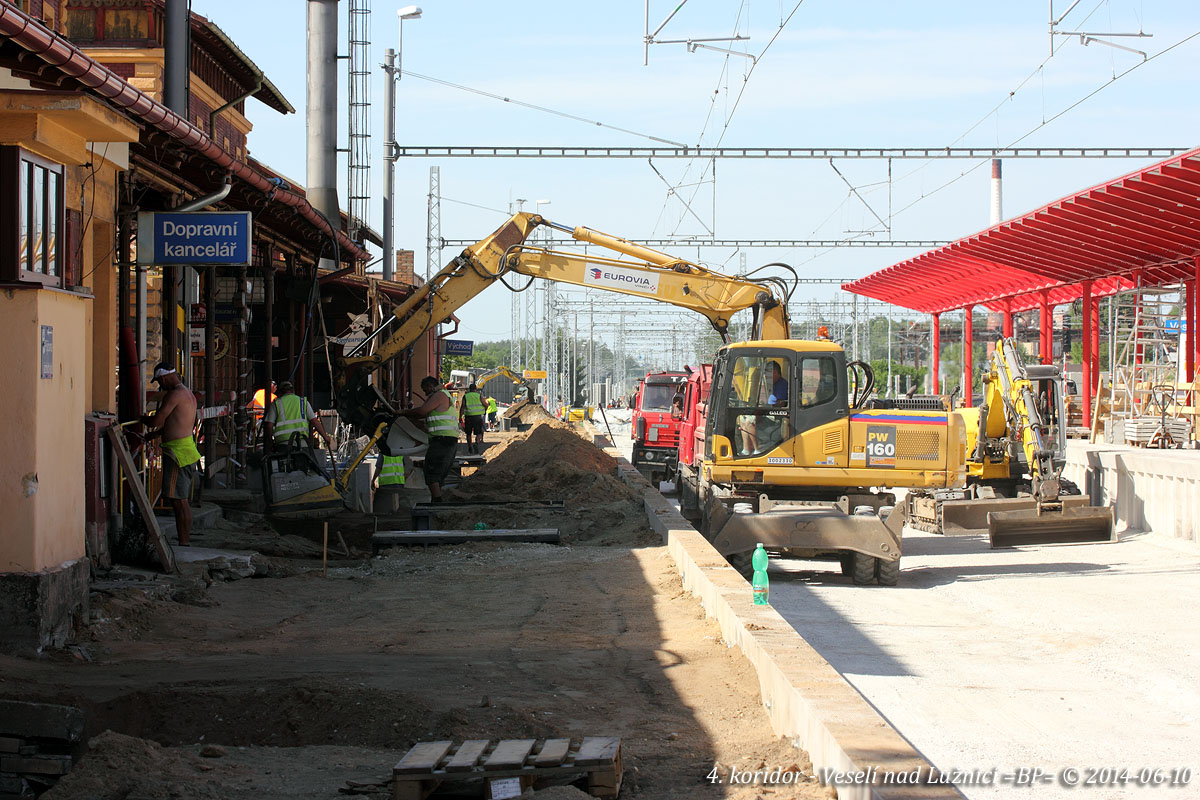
[[843, 147, 1200, 314]]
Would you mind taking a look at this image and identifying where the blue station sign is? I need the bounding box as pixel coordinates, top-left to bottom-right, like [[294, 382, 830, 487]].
[[137, 211, 252, 266], [440, 339, 474, 356]]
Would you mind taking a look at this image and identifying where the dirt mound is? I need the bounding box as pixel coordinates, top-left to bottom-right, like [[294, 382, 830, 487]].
[[454, 421, 638, 507], [512, 403, 556, 424]]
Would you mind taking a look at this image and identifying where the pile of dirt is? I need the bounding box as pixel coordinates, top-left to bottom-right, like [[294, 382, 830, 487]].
[[437, 419, 653, 545], [452, 421, 639, 507], [512, 403, 556, 424]]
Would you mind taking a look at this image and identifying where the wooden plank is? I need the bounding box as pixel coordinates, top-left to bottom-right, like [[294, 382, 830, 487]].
[[443, 739, 490, 773], [574, 737, 620, 767], [532, 738, 571, 767], [481, 739, 535, 771], [393, 741, 453, 775], [106, 426, 175, 573], [373, 529, 560, 548]]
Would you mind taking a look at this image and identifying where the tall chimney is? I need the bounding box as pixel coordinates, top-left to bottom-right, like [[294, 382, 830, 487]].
[[990, 158, 1003, 226], [306, 0, 340, 226]]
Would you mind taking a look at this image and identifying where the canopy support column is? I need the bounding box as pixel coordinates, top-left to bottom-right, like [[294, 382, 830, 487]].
[[1082, 280, 1093, 430], [1191, 256, 1199, 384], [931, 313, 940, 395], [1002, 300, 1014, 339], [1039, 291, 1051, 365], [963, 305, 974, 407]]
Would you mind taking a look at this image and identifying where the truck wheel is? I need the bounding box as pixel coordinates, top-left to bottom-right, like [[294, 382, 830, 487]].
[[851, 552, 876, 585], [875, 558, 899, 586]]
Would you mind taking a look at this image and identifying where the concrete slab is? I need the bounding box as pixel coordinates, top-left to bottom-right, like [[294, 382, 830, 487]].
[[769, 528, 1200, 799], [155, 501, 223, 542]]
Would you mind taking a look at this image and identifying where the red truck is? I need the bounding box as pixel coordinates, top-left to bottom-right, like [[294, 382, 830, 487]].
[[631, 370, 690, 486]]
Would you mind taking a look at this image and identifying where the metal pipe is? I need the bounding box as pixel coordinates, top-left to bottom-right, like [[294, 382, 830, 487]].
[[381, 49, 396, 281], [175, 181, 231, 213], [306, 0, 340, 224], [204, 266, 215, 487], [164, 0, 189, 115], [209, 76, 262, 138]]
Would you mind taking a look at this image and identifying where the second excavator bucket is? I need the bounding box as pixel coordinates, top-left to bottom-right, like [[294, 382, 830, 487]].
[[987, 503, 1116, 548], [939, 493, 1094, 535]]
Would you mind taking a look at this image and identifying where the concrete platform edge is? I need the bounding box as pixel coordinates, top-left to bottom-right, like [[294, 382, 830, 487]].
[[594, 439, 961, 799]]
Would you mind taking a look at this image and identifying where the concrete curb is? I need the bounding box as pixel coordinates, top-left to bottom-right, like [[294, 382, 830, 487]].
[[590, 433, 960, 799]]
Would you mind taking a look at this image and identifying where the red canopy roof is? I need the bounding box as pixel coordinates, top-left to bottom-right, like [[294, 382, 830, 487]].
[[844, 148, 1200, 314]]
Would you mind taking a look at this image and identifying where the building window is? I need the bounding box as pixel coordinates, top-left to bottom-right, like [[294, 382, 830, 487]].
[[1, 147, 65, 287]]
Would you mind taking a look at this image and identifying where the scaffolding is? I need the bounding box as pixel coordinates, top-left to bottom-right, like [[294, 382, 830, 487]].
[[1104, 283, 1190, 445], [345, 0, 370, 243]]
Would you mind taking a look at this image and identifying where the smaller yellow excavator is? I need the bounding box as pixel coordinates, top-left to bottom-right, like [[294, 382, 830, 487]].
[[905, 337, 1115, 546]]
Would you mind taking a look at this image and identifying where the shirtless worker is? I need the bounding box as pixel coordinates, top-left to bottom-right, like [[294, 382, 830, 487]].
[[399, 376, 459, 503], [140, 362, 200, 546]]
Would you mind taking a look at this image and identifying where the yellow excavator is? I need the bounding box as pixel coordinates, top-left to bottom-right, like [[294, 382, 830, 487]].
[[278, 213, 1110, 580], [905, 338, 1115, 546], [449, 365, 536, 420]]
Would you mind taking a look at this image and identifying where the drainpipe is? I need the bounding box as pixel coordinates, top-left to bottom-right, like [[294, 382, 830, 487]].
[[209, 75, 262, 140]]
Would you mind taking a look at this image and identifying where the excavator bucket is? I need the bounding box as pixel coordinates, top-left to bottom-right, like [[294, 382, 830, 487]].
[[939, 494, 1094, 535], [705, 498, 902, 564], [987, 503, 1115, 548]]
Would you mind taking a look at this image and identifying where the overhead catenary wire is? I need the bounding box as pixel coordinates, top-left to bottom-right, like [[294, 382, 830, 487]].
[[401, 69, 686, 148]]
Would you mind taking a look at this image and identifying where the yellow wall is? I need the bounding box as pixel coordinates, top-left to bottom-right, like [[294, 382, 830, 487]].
[[0, 288, 90, 572]]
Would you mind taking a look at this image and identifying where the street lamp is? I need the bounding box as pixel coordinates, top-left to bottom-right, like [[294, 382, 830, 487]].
[[381, 5, 422, 282]]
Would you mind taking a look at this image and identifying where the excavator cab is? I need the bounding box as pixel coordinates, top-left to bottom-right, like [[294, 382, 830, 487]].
[[706, 343, 848, 463]]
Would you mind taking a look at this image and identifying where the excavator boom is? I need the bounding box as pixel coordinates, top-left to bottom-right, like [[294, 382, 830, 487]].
[[335, 213, 790, 427]]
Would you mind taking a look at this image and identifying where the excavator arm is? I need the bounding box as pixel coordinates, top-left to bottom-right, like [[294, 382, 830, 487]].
[[975, 337, 1114, 546], [335, 212, 789, 427], [988, 338, 1066, 503]]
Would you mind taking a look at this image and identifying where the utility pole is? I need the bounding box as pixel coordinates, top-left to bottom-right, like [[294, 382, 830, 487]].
[[381, 49, 396, 281]]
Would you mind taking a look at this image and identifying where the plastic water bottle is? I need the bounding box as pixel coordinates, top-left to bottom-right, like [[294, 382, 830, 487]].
[[751, 543, 769, 606]]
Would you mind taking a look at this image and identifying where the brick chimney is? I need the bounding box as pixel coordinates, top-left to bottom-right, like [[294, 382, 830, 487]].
[[394, 250, 415, 285]]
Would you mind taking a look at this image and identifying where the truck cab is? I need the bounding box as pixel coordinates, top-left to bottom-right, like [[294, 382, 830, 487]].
[[631, 370, 689, 485]]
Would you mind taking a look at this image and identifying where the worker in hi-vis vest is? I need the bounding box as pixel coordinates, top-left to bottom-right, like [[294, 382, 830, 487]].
[[263, 380, 334, 452], [373, 449, 406, 514], [458, 381, 489, 455], [486, 395, 499, 431], [398, 375, 459, 503]]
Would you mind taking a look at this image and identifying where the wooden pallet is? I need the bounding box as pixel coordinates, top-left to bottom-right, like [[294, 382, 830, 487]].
[[392, 737, 621, 800]]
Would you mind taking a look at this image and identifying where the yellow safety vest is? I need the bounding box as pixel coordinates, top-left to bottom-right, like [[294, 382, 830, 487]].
[[427, 391, 460, 438], [464, 391, 485, 416], [378, 455, 405, 486], [486, 397, 498, 413], [270, 394, 310, 442]]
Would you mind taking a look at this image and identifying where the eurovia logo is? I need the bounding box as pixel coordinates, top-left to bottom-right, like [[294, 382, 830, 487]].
[[583, 264, 661, 294]]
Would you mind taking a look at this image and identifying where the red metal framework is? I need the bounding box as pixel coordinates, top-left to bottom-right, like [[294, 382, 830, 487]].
[[844, 148, 1200, 423]]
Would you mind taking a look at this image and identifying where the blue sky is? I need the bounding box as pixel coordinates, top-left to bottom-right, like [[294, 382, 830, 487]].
[[192, 0, 1199, 354]]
